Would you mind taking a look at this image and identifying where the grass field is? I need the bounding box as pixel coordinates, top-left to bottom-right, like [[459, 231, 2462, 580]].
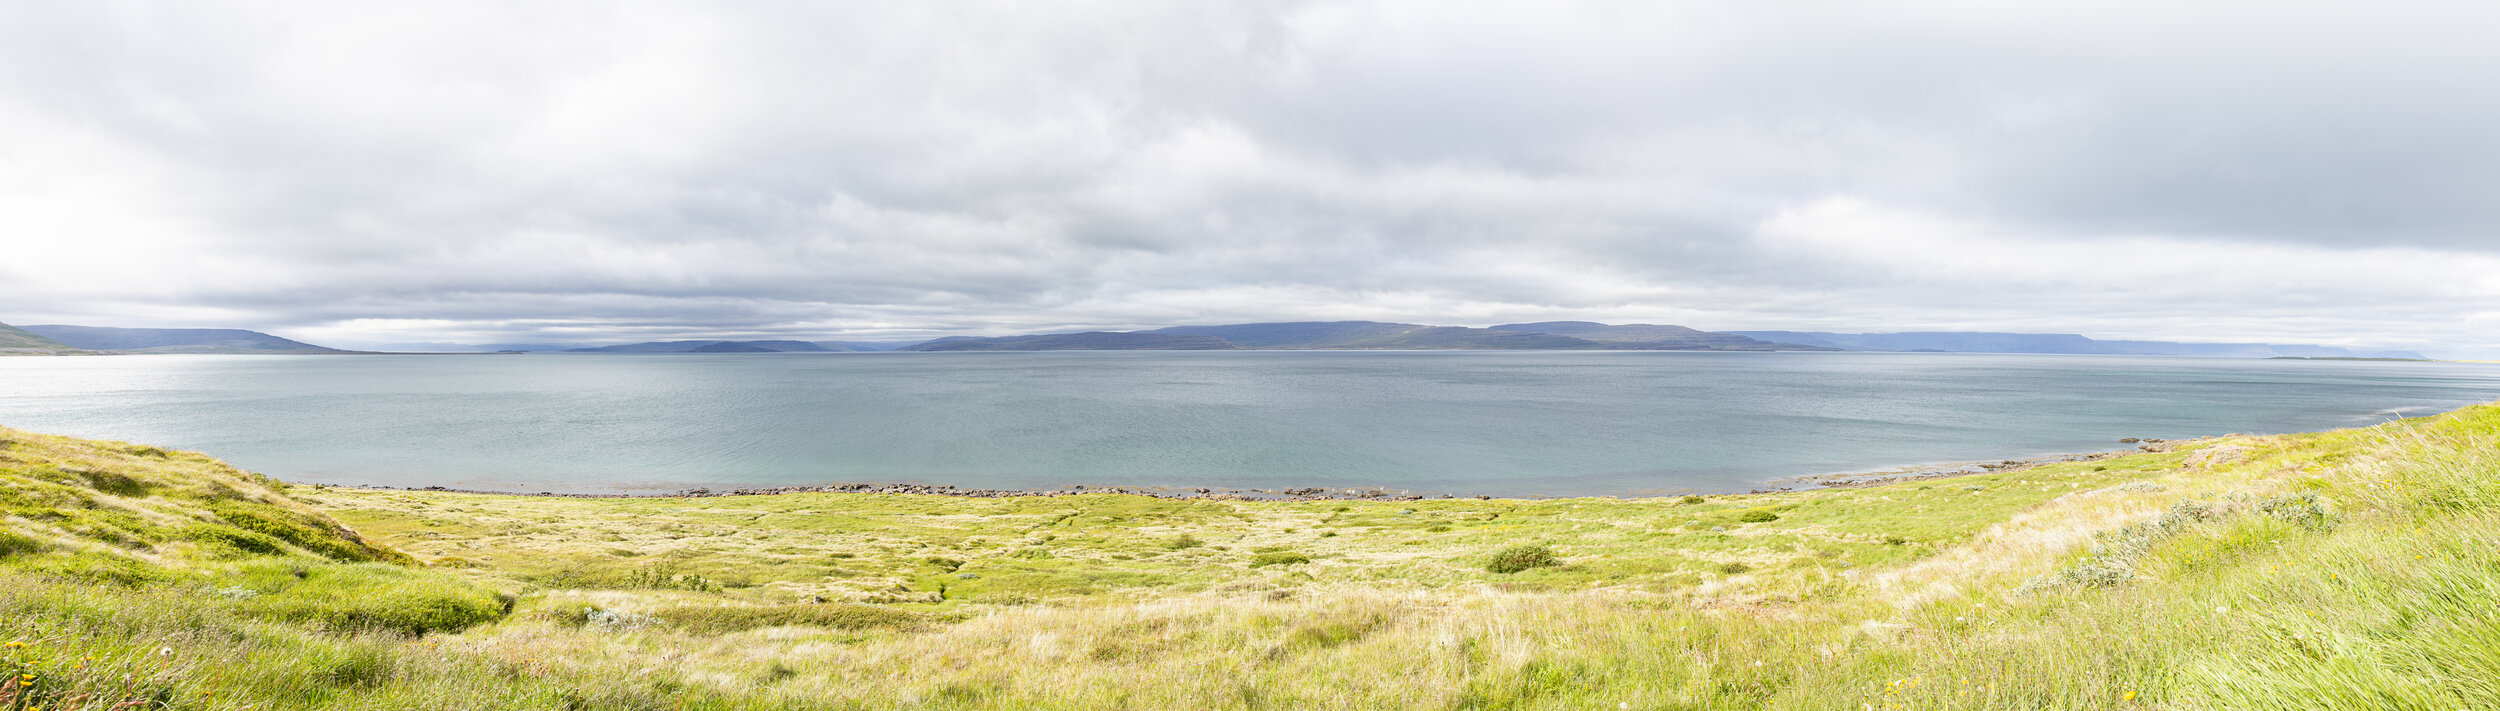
[[4, 403, 2496, 709]]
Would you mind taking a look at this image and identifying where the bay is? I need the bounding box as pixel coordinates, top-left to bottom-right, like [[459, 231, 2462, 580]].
[[1, 351, 2495, 496]]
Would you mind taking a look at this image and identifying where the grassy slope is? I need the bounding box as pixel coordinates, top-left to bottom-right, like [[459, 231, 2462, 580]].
[[0, 427, 525, 709], [7, 406, 2499, 709], [0, 323, 84, 355]]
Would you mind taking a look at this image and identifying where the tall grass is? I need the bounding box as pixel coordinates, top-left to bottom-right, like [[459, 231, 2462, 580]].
[[4, 404, 2498, 708]]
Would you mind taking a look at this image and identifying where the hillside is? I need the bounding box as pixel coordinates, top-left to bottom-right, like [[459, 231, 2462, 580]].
[[23, 325, 354, 354], [1729, 330, 2428, 359], [1145, 321, 1600, 349], [906, 321, 1840, 351], [0, 322, 84, 355], [0, 425, 520, 708], [1490, 321, 1835, 350], [906, 331, 1243, 351], [568, 340, 846, 353], [5, 404, 2495, 708]]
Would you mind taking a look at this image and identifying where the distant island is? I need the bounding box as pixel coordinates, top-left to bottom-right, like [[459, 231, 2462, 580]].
[[1, 318, 2436, 359]]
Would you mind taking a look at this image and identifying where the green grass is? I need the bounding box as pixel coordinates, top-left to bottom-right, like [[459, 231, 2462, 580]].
[[4, 403, 2499, 709], [0, 322, 86, 355]]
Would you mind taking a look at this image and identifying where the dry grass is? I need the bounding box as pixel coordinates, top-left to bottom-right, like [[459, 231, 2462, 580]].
[[6, 403, 2500, 708]]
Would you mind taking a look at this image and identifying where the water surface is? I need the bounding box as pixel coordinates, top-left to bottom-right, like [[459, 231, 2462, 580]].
[[1, 352, 2494, 496]]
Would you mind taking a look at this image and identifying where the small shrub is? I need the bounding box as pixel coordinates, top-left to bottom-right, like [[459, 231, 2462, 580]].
[[1249, 551, 1310, 567], [1735, 509, 1780, 523], [622, 563, 720, 592], [586, 607, 658, 631], [1679, 495, 1706, 505], [2019, 499, 2219, 594], [1882, 535, 1908, 546], [1485, 544, 1560, 574], [2258, 493, 2333, 531], [1163, 534, 1203, 550], [1718, 562, 1753, 575]]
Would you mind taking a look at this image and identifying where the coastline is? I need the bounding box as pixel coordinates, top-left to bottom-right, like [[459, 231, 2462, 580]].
[[327, 438, 2195, 503]]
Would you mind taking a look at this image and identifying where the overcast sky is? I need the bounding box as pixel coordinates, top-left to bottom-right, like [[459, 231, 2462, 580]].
[[4, 2, 2496, 356]]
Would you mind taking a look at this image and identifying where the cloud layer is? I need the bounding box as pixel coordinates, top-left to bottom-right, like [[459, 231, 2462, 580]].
[[3, 1, 2495, 356]]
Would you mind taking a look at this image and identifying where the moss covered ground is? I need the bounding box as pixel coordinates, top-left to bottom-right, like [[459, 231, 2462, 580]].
[[5, 403, 2498, 709]]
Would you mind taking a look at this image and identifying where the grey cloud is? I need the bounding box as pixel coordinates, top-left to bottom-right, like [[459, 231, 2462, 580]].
[[1, 1, 2495, 357]]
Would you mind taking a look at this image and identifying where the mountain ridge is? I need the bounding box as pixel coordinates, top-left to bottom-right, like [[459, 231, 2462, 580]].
[[23, 325, 354, 354], [1726, 331, 2427, 359]]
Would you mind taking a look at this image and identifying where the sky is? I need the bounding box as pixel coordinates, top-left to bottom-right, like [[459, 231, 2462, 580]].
[[3, 2, 2496, 357]]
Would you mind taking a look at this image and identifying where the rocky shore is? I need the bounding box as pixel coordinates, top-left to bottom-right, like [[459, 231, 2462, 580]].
[[345, 481, 1472, 502], [1768, 437, 2190, 491], [338, 437, 2202, 502]]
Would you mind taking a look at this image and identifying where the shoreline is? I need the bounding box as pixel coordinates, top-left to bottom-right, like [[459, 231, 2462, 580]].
[[324, 438, 2192, 503]]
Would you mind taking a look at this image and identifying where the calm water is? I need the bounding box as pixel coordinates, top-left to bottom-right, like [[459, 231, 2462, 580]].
[[2, 352, 2496, 496]]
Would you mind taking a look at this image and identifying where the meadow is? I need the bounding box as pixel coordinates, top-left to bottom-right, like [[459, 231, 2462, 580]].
[[2, 403, 2495, 709]]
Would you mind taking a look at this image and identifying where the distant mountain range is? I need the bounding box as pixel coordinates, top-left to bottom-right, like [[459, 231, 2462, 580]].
[[904, 321, 1829, 351], [907, 332, 1243, 351], [560, 340, 919, 353], [0, 319, 2433, 359], [568, 340, 847, 353], [18, 324, 355, 354], [1724, 331, 2427, 360]]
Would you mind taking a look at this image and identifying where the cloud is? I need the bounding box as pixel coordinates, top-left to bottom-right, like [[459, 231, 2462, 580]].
[[0, 1, 2494, 356]]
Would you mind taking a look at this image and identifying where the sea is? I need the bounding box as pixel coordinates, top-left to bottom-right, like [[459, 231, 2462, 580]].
[[2, 351, 2495, 497]]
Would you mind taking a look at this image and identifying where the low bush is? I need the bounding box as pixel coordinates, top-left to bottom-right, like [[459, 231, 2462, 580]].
[[2258, 492, 2333, 531], [1485, 544, 1560, 574], [621, 563, 721, 592]]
